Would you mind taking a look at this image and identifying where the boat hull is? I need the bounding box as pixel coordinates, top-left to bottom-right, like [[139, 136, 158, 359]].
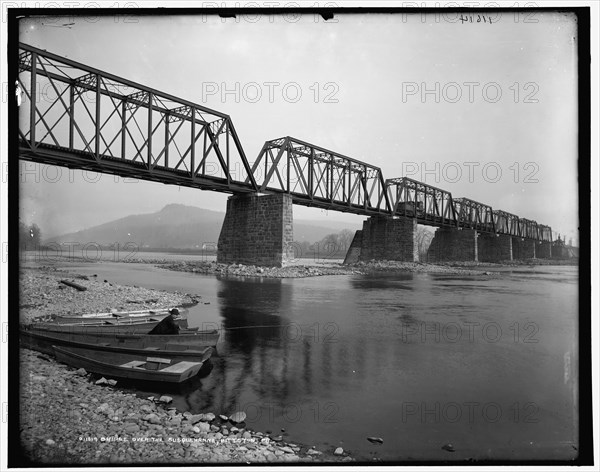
[[20, 329, 214, 362], [53, 308, 188, 326], [25, 313, 180, 335], [52, 345, 204, 383], [21, 325, 220, 351]]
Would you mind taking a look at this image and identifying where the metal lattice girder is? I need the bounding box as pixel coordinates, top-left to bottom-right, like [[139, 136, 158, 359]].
[[492, 210, 520, 236], [493, 211, 552, 241], [385, 177, 457, 227], [538, 225, 553, 243], [453, 197, 495, 233], [17, 43, 258, 193], [518, 218, 539, 240], [249, 136, 392, 215], [18, 50, 31, 72]]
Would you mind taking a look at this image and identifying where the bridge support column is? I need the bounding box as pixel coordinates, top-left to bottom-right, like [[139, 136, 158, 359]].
[[358, 216, 417, 262], [426, 227, 478, 262], [537, 241, 552, 259], [512, 238, 536, 259], [343, 230, 363, 264], [551, 242, 570, 259], [477, 234, 513, 262], [217, 193, 293, 268]]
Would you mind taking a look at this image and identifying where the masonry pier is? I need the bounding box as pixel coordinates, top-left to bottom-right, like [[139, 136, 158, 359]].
[[426, 227, 478, 262], [217, 194, 294, 267], [345, 221, 552, 263], [343, 230, 363, 264], [477, 234, 513, 262], [512, 238, 536, 260], [345, 216, 418, 263], [537, 241, 552, 259]]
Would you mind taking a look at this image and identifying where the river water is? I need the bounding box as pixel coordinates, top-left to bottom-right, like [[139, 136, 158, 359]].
[[49, 257, 579, 462]]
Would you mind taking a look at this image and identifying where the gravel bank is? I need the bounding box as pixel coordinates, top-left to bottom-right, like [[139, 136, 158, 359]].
[[19, 349, 349, 465], [146, 260, 495, 278], [19, 266, 200, 323]]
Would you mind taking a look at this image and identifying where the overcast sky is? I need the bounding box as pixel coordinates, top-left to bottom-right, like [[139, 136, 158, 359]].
[[18, 11, 579, 242]]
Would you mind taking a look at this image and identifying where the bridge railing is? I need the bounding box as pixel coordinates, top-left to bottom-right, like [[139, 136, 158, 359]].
[[386, 177, 457, 226], [249, 136, 392, 215], [453, 197, 495, 233], [17, 42, 257, 193]]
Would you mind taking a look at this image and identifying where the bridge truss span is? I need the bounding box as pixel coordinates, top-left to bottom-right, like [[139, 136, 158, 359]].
[[17, 43, 258, 193], [519, 218, 541, 240], [492, 212, 551, 241], [385, 177, 457, 227], [250, 136, 392, 215], [385, 177, 553, 242], [453, 197, 495, 233], [537, 225, 553, 242], [492, 210, 520, 236], [15, 43, 554, 243]]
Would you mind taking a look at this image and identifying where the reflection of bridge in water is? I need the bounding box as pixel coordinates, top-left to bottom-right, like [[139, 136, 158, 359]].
[[17, 43, 554, 266]]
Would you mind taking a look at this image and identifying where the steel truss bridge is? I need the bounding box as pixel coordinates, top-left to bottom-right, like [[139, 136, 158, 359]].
[[16, 43, 552, 242]]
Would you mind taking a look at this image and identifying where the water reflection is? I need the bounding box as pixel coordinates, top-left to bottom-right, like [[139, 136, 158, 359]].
[[397, 313, 419, 325], [69, 263, 578, 462], [350, 273, 415, 291], [186, 276, 322, 416], [205, 275, 380, 434]]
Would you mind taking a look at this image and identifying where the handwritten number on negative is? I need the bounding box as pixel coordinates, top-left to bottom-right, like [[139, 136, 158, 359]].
[[459, 14, 495, 25]]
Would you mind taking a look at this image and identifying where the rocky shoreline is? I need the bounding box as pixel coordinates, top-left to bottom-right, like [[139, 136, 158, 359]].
[[20, 349, 352, 465], [19, 266, 201, 323], [17, 267, 351, 465]]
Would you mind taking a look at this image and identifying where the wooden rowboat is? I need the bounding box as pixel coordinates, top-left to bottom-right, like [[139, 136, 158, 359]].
[[21, 324, 220, 350], [51, 307, 187, 323], [26, 313, 178, 335], [20, 328, 214, 362], [53, 345, 205, 384]]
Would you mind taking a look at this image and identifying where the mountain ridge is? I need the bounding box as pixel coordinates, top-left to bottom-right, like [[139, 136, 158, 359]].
[[44, 203, 361, 249]]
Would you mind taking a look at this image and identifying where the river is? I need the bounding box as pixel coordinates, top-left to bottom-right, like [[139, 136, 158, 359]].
[[46, 256, 579, 462]]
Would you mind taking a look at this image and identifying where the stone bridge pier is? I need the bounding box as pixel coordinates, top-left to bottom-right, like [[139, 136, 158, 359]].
[[426, 227, 479, 262], [478, 234, 513, 262], [426, 229, 552, 263], [537, 241, 552, 259], [512, 238, 536, 259], [217, 193, 294, 268], [216, 194, 554, 267], [344, 216, 418, 263]]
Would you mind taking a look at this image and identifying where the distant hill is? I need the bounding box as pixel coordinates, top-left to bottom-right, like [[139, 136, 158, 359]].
[[45, 203, 360, 249]]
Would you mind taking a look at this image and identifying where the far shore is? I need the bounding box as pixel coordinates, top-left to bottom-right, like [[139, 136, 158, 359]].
[[152, 258, 578, 279], [19, 248, 578, 280]]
